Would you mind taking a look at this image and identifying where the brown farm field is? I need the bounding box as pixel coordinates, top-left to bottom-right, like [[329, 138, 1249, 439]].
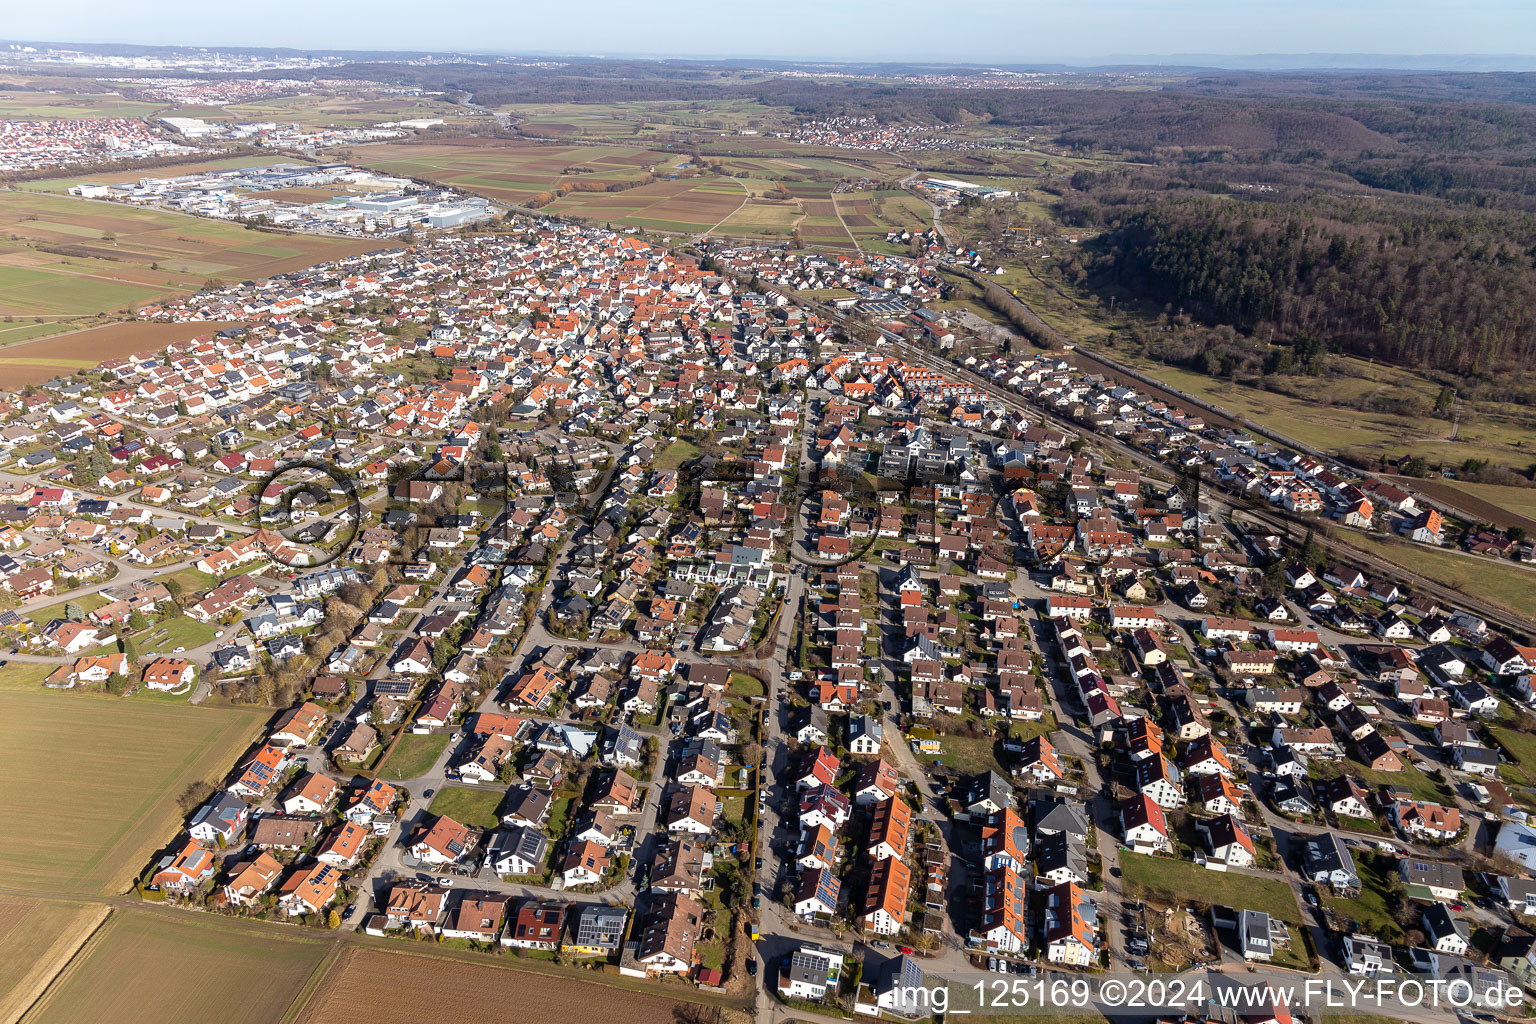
[[1389, 475, 1536, 534], [24, 908, 330, 1024], [0, 190, 391, 319], [295, 946, 695, 1024], [352, 139, 681, 205], [0, 895, 109, 1024], [0, 320, 245, 387], [0, 690, 265, 896]]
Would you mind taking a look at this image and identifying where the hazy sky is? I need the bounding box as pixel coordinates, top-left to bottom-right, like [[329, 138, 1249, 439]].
[[6, 0, 1535, 63]]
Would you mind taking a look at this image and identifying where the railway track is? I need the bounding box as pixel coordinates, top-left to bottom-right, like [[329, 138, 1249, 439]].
[[884, 336, 1536, 640]]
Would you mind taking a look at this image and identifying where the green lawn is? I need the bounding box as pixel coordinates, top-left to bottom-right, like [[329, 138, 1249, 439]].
[[377, 733, 450, 781], [654, 439, 701, 471], [1490, 726, 1536, 782], [427, 786, 507, 829], [165, 566, 218, 596], [1009, 712, 1060, 742], [1120, 852, 1302, 925], [916, 731, 1004, 776], [727, 671, 765, 698], [132, 616, 219, 655], [1345, 758, 1453, 803], [697, 937, 725, 972], [716, 787, 750, 824], [1322, 854, 1404, 943], [26, 592, 107, 626], [546, 795, 574, 838], [0, 662, 59, 689]]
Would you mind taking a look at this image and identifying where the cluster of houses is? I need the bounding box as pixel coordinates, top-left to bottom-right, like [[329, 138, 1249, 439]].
[[153, 699, 399, 921]]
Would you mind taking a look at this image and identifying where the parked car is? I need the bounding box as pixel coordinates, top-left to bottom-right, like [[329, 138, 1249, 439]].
[[437, 876, 453, 887], [746, 959, 758, 977]]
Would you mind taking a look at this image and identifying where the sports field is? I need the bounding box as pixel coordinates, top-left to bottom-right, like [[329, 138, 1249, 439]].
[[0, 690, 264, 896], [0, 190, 389, 318], [25, 908, 330, 1024]]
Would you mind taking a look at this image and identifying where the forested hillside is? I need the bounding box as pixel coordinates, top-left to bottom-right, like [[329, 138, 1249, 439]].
[[1078, 200, 1536, 375]]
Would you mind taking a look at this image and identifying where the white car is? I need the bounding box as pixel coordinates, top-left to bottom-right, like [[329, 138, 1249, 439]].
[[437, 876, 454, 887]]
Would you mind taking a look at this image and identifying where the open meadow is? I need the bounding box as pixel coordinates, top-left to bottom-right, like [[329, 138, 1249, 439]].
[[0, 895, 109, 1024], [0, 90, 162, 120], [0, 190, 390, 320], [350, 138, 921, 242], [294, 945, 695, 1024], [160, 92, 474, 129], [353, 138, 684, 206], [509, 96, 786, 140], [24, 908, 331, 1024], [0, 689, 264, 896], [1335, 532, 1536, 623]]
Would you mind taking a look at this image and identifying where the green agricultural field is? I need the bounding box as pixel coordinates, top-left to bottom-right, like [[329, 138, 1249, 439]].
[[0, 190, 387, 319], [427, 787, 506, 830], [714, 200, 802, 235], [0, 689, 264, 896], [0, 661, 60, 689], [0, 264, 160, 317], [0, 90, 162, 119], [1120, 852, 1302, 924], [26, 907, 331, 1024], [377, 732, 450, 781], [193, 93, 470, 128], [0, 894, 110, 1024], [353, 140, 677, 206]]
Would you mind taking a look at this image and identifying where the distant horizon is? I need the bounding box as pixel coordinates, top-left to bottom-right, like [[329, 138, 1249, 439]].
[[7, 37, 1536, 75], [3, 0, 1535, 70]]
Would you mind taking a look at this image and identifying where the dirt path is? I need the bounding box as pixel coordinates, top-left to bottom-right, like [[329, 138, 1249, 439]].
[[698, 179, 752, 239]]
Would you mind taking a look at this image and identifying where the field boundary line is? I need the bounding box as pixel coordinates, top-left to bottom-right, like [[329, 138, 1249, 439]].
[[0, 900, 110, 1024], [14, 906, 116, 1024], [279, 940, 347, 1024]]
